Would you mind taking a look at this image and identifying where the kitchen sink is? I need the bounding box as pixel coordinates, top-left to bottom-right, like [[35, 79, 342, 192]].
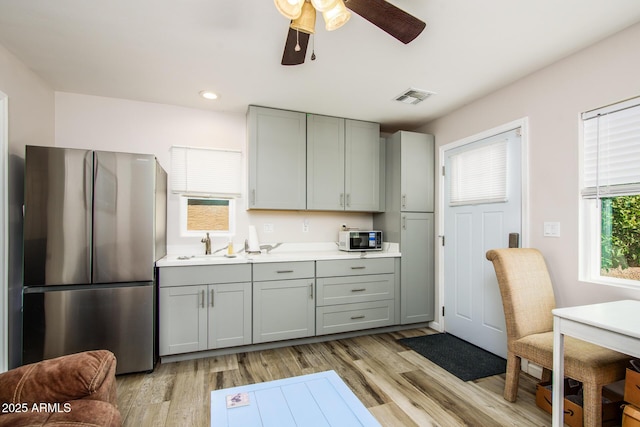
[[166, 254, 248, 265]]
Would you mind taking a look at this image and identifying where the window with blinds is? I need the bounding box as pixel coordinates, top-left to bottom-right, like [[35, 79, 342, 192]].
[[582, 98, 640, 198], [449, 140, 507, 206], [580, 96, 640, 285], [170, 146, 242, 197]]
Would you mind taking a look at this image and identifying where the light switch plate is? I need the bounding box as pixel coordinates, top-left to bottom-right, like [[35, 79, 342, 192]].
[[263, 223, 274, 233], [543, 222, 560, 237]]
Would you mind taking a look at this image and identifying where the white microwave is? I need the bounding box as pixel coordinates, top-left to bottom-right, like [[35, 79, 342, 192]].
[[338, 230, 383, 251]]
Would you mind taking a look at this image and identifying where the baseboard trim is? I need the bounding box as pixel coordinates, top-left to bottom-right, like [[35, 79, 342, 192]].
[[160, 322, 431, 364]]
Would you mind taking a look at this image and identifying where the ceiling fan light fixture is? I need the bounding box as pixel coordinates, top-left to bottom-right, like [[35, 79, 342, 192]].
[[290, 1, 316, 34], [322, 0, 351, 31], [274, 0, 303, 20], [310, 0, 339, 12]]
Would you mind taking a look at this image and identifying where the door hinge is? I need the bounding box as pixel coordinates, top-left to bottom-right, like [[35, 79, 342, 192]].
[[442, 306, 445, 317], [442, 165, 445, 176], [441, 235, 445, 246]]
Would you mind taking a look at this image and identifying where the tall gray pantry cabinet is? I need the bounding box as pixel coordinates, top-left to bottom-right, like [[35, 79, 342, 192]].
[[373, 131, 435, 324]]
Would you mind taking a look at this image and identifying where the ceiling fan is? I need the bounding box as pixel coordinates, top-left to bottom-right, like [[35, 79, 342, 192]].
[[275, 0, 426, 66]]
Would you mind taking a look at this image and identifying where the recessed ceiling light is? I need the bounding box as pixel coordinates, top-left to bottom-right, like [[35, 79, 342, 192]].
[[199, 90, 218, 100]]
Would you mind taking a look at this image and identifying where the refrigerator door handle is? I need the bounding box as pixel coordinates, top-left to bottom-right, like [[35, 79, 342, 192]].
[[85, 151, 94, 281]]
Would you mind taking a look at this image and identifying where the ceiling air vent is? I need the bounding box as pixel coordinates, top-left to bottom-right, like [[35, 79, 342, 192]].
[[394, 88, 435, 105]]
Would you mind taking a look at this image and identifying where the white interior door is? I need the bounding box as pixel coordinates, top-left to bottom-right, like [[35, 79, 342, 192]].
[[443, 128, 522, 358]]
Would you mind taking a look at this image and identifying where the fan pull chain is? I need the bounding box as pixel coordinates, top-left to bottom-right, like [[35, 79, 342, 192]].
[[294, 29, 301, 52], [311, 34, 316, 60]]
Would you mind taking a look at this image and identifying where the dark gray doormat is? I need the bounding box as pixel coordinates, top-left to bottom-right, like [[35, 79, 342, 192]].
[[398, 333, 506, 381]]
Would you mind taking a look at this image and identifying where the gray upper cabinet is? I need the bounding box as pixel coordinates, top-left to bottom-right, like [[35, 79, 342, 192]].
[[307, 115, 382, 211], [389, 131, 435, 212], [306, 114, 345, 210], [247, 106, 307, 210], [345, 119, 382, 212]]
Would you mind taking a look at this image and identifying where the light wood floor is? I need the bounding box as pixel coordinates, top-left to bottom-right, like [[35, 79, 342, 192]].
[[116, 328, 552, 426]]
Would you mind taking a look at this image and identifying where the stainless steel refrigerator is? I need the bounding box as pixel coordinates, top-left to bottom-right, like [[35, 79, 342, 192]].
[[22, 146, 167, 374]]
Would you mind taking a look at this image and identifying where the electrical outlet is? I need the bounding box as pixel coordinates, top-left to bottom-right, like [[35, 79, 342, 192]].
[[263, 223, 274, 233], [303, 218, 310, 233]]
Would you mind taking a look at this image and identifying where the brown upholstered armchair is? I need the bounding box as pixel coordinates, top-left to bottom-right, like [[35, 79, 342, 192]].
[[486, 248, 630, 427], [0, 350, 121, 427]]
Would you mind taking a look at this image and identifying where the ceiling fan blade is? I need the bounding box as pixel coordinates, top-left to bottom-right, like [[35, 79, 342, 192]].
[[281, 27, 310, 66], [345, 0, 425, 44]]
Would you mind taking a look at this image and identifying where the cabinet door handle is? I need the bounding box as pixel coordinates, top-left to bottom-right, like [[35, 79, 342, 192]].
[[310, 283, 314, 299], [351, 288, 366, 292], [251, 189, 256, 205], [201, 290, 205, 308], [277, 270, 294, 274], [351, 266, 366, 270], [210, 289, 214, 307], [346, 194, 351, 207], [402, 215, 407, 230], [340, 193, 344, 207], [402, 194, 407, 209], [350, 315, 365, 320]]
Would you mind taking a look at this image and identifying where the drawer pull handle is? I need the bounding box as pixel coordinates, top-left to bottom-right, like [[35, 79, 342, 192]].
[[201, 290, 205, 308], [351, 288, 367, 292], [277, 270, 294, 273], [351, 266, 366, 270], [350, 315, 365, 320]]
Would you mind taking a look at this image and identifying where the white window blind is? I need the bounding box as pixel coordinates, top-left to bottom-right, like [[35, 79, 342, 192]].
[[582, 98, 640, 198], [170, 146, 242, 197], [449, 140, 507, 206]]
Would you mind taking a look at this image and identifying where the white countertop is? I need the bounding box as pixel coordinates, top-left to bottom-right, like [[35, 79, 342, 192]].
[[156, 242, 400, 267]]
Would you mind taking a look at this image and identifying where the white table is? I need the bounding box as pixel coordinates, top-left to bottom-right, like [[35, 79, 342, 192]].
[[210, 370, 381, 427], [552, 299, 640, 427]]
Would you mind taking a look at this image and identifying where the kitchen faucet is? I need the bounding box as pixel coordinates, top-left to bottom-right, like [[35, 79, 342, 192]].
[[201, 232, 212, 255], [260, 242, 283, 254], [244, 241, 283, 254]]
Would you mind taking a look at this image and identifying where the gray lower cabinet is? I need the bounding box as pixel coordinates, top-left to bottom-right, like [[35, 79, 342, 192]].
[[315, 258, 396, 335], [158, 264, 252, 356], [399, 213, 435, 324], [252, 262, 316, 343], [158, 257, 399, 357]]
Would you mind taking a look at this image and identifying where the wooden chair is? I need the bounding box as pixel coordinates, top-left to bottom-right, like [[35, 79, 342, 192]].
[[485, 248, 630, 427]]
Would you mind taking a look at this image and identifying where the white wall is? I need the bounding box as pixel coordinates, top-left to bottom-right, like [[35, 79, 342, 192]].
[[0, 42, 55, 369], [417, 22, 640, 308], [55, 93, 373, 255]]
